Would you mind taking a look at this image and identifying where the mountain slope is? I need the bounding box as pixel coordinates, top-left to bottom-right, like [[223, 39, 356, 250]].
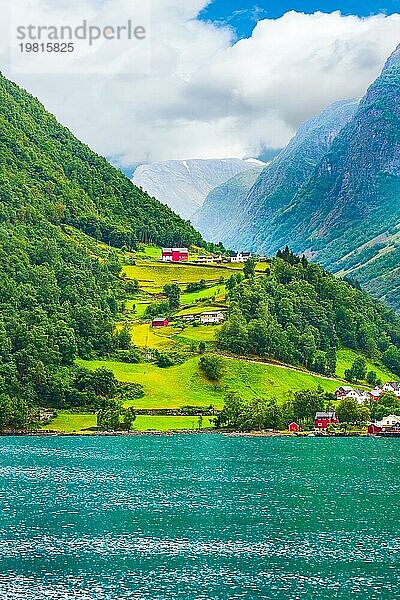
[[132, 158, 264, 219], [192, 166, 264, 242], [0, 72, 207, 416], [0, 74, 203, 250], [220, 99, 358, 249], [259, 44, 400, 310]]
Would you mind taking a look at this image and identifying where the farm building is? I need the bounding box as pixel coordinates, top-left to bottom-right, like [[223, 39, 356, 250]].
[[230, 251, 252, 263], [152, 318, 169, 328], [369, 388, 382, 401], [288, 422, 300, 433], [315, 411, 339, 430], [195, 255, 214, 264], [382, 382, 400, 398], [369, 383, 400, 400], [161, 248, 189, 263], [200, 311, 225, 325]]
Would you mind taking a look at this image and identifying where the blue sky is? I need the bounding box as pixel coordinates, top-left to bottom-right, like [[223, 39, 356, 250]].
[[200, 1, 400, 37]]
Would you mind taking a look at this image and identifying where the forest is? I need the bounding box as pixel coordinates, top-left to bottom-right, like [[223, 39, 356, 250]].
[[0, 72, 211, 428], [217, 249, 400, 376]]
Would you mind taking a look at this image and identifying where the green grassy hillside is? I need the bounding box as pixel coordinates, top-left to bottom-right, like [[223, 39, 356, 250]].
[[79, 356, 341, 410], [336, 349, 397, 383]]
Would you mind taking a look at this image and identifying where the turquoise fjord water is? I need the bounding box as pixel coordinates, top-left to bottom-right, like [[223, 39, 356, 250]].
[[0, 436, 398, 599]]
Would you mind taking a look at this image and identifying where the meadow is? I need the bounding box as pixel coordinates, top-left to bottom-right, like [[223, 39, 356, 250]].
[[122, 261, 232, 293], [79, 356, 342, 410], [336, 349, 396, 383], [180, 284, 227, 304]]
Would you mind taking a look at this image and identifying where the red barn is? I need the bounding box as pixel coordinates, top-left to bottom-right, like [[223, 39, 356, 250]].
[[288, 422, 300, 433], [152, 318, 169, 328], [162, 247, 189, 263], [315, 411, 339, 430]]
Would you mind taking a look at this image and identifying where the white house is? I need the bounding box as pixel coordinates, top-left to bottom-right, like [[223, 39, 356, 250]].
[[382, 382, 400, 398], [346, 389, 370, 404], [369, 388, 383, 401], [375, 414, 400, 429], [195, 255, 214, 264], [200, 311, 225, 325], [230, 251, 252, 263], [335, 386, 354, 398], [335, 387, 369, 404]]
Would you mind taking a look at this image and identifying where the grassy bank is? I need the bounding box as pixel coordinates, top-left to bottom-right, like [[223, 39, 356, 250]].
[[41, 412, 213, 433]]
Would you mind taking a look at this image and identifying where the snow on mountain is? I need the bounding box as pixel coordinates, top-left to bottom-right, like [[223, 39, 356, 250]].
[[132, 158, 264, 219]]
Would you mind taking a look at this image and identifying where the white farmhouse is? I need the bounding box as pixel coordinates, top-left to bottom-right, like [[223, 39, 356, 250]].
[[335, 386, 369, 404], [346, 389, 370, 404], [230, 251, 252, 263], [382, 382, 400, 398], [200, 311, 225, 325], [375, 414, 400, 428]]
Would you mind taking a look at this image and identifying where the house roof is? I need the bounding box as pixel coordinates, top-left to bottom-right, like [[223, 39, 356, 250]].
[[375, 415, 400, 428], [315, 412, 336, 419], [201, 311, 224, 316], [152, 317, 168, 322], [162, 247, 189, 253], [386, 382, 400, 391], [369, 388, 382, 396]]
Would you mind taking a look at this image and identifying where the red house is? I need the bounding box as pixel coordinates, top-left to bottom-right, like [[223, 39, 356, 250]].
[[314, 411, 339, 430], [152, 318, 169, 328], [288, 422, 300, 433], [162, 247, 189, 263]]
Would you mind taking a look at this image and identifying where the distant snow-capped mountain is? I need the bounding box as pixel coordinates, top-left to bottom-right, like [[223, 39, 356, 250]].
[[132, 158, 265, 219]]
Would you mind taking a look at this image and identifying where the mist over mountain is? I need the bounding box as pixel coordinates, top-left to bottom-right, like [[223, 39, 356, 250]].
[[192, 167, 264, 242]]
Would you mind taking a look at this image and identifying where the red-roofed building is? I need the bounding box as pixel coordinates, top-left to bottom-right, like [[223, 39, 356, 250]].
[[152, 318, 169, 328], [162, 248, 189, 263], [315, 411, 339, 430], [288, 422, 300, 433]]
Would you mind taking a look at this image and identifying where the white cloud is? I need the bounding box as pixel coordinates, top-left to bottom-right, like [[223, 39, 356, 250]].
[[1, 2, 400, 168]]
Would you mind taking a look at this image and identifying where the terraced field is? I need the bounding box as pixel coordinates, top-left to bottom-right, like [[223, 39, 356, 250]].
[[123, 261, 231, 293]]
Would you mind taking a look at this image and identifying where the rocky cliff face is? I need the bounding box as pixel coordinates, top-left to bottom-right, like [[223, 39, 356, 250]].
[[192, 166, 264, 242], [220, 99, 358, 250], [132, 158, 263, 219], [262, 44, 400, 309]]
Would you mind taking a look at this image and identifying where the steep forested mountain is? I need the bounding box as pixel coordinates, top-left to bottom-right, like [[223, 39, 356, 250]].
[[0, 73, 205, 418], [192, 166, 264, 241], [133, 158, 264, 219], [228, 45, 400, 311], [0, 74, 203, 249], [202, 99, 358, 247]]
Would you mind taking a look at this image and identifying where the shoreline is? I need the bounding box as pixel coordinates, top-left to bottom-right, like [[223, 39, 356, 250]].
[[0, 429, 381, 438]]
